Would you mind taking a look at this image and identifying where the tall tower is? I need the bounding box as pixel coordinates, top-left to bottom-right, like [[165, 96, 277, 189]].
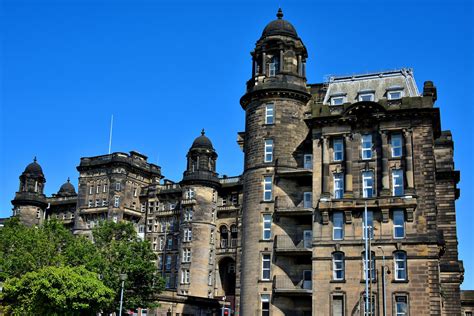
[[239, 9, 313, 315], [179, 130, 220, 298], [12, 158, 48, 226]]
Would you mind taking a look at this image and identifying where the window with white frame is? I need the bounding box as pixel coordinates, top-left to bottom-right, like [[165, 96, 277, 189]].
[[268, 62, 276, 77], [115, 182, 121, 191], [331, 96, 345, 106], [103, 183, 107, 193], [210, 229, 215, 244], [159, 238, 164, 250], [333, 173, 344, 199], [362, 171, 374, 198], [96, 185, 100, 194], [183, 228, 192, 242], [363, 210, 374, 240], [388, 90, 403, 100], [391, 133, 403, 157], [362, 251, 376, 280], [393, 210, 405, 239], [263, 176, 272, 201], [208, 271, 213, 286], [304, 154, 313, 169], [361, 134, 373, 159], [392, 169, 404, 196], [332, 252, 345, 280], [394, 251, 407, 281], [333, 211, 344, 240], [264, 139, 273, 162], [185, 188, 195, 199], [333, 138, 344, 161], [263, 214, 272, 240], [182, 248, 191, 263], [89, 185, 93, 195], [114, 196, 120, 208], [358, 92, 375, 102], [88, 200, 93, 208], [181, 269, 190, 284], [95, 199, 99, 207], [394, 295, 408, 316], [262, 254, 271, 280], [261, 294, 270, 316], [303, 192, 312, 208], [265, 103, 274, 124]]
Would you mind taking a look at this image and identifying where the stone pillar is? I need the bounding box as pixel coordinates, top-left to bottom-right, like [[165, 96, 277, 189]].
[[279, 50, 284, 72], [252, 57, 256, 77], [262, 52, 266, 75], [380, 131, 390, 196], [297, 55, 302, 76], [322, 136, 330, 197], [344, 134, 353, 197], [404, 129, 415, 193], [313, 134, 323, 201]]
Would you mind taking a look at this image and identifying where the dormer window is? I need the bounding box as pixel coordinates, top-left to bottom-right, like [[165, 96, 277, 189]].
[[386, 86, 404, 100], [358, 90, 375, 102], [330, 93, 346, 106]]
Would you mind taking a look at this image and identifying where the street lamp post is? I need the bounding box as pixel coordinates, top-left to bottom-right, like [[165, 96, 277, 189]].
[[119, 273, 128, 316], [377, 246, 386, 316]]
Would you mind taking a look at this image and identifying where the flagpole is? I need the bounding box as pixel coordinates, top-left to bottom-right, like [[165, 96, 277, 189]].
[[364, 201, 369, 315]]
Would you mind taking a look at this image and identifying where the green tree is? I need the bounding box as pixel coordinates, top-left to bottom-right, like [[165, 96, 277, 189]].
[[2, 265, 114, 315]]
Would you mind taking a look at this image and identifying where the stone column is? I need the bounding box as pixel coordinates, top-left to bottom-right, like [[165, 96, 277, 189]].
[[297, 55, 302, 76], [279, 50, 284, 72], [322, 136, 330, 197], [380, 131, 390, 196], [404, 129, 415, 193], [262, 52, 266, 75], [313, 133, 323, 201], [344, 134, 353, 197]]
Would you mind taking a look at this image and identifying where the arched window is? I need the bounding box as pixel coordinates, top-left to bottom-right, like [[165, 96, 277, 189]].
[[230, 224, 238, 248], [332, 252, 345, 280], [394, 251, 407, 281], [220, 225, 229, 248]]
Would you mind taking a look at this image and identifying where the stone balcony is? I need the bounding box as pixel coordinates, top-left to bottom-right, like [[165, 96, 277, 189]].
[[274, 235, 312, 255], [273, 275, 312, 296]]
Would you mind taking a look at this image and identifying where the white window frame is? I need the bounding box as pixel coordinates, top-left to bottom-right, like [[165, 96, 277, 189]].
[[264, 139, 273, 163], [304, 154, 313, 169], [103, 183, 107, 193], [183, 228, 192, 242], [388, 90, 404, 100], [333, 138, 344, 161], [95, 199, 100, 207], [332, 252, 345, 280], [268, 62, 276, 77], [362, 171, 374, 198], [115, 182, 121, 191], [393, 209, 405, 239], [333, 211, 344, 240], [391, 133, 403, 157], [263, 176, 272, 201], [182, 248, 191, 263], [358, 92, 375, 102], [394, 295, 408, 316], [261, 294, 270, 316], [181, 269, 190, 284], [394, 252, 407, 281], [263, 214, 272, 240], [333, 173, 344, 199], [89, 185, 93, 195], [331, 96, 345, 105], [262, 254, 271, 281], [361, 134, 373, 159], [363, 210, 374, 240], [114, 196, 120, 208], [208, 271, 213, 286], [392, 169, 404, 196], [303, 192, 312, 208], [265, 103, 274, 125]]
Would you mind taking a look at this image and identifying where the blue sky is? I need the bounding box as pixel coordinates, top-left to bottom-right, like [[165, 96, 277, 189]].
[[1, 0, 473, 287]]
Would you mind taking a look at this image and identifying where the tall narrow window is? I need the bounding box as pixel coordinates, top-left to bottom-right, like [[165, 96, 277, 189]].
[[165, 255, 172, 270], [183, 228, 192, 242], [332, 252, 345, 280], [362, 295, 377, 316], [361, 134, 373, 159], [265, 103, 274, 124], [103, 183, 107, 193], [96, 185, 100, 194], [362, 251, 376, 280], [334, 173, 344, 199], [362, 171, 374, 198], [89, 185, 93, 195], [261, 294, 270, 316], [333, 212, 344, 240], [262, 254, 271, 280], [115, 182, 121, 191], [394, 252, 407, 281], [114, 196, 120, 208], [392, 169, 404, 196], [182, 248, 191, 263], [393, 210, 405, 239], [181, 269, 190, 284], [332, 295, 344, 316], [303, 192, 312, 208], [363, 210, 374, 240], [263, 176, 272, 201], [394, 295, 408, 316], [391, 133, 403, 157], [263, 214, 272, 240], [304, 154, 313, 169], [208, 271, 213, 286], [264, 139, 273, 162], [333, 138, 344, 161]]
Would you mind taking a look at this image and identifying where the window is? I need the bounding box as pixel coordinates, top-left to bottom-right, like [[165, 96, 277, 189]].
[[96, 185, 100, 194], [264, 139, 273, 162], [167, 237, 173, 250], [363, 210, 374, 240], [331, 96, 345, 105], [88, 200, 93, 208], [333, 173, 344, 199], [263, 214, 272, 240], [89, 186, 93, 195], [265, 103, 274, 124], [133, 187, 138, 197], [388, 90, 403, 100], [395, 295, 408, 316], [362, 171, 374, 198], [183, 228, 192, 242], [182, 248, 191, 263], [332, 295, 344, 316], [185, 188, 195, 199], [268, 56, 278, 77], [165, 255, 172, 270], [210, 229, 215, 244], [95, 199, 100, 207], [208, 271, 213, 286], [333, 138, 344, 161], [359, 92, 375, 102], [393, 210, 405, 239], [304, 154, 313, 169], [392, 169, 404, 196], [36, 209, 41, 219], [181, 269, 190, 284], [102, 199, 108, 206], [332, 252, 345, 280], [391, 133, 403, 157], [159, 238, 164, 250], [114, 196, 120, 208], [465, 312, 472, 316], [261, 294, 270, 316], [394, 252, 407, 281], [115, 182, 121, 191], [184, 208, 193, 221], [303, 192, 312, 208], [362, 251, 376, 280], [209, 249, 213, 263], [333, 212, 344, 240], [263, 176, 272, 201], [361, 134, 372, 159], [103, 184, 107, 193], [262, 254, 271, 280]]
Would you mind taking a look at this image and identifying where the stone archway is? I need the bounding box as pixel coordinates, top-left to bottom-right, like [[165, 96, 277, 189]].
[[218, 257, 236, 296]]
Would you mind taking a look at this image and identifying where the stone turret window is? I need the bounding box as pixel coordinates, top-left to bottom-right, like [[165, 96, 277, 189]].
[[262, 214, 272, 240], [261, 294, 270, 316], [115, 182, 121, 191], [265, 103, 274, 125], [264, 139, 273, 162], [263, 176, 273, 201], [261, 254, 271, 280]]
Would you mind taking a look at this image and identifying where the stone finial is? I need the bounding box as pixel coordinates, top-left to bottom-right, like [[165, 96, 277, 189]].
[[33, 156, 37, 162], [67, 177, 70, 183], [201, 128, 205, 136], [277, 8, 283, 19]]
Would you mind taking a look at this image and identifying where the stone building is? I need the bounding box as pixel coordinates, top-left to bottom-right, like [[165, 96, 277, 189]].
[[10, 9, 464, 316]]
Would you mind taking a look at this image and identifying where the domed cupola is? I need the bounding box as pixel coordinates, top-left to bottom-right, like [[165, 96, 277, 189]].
[[241, 8, 311, 109], [181, 130, 220, 188], [57, 178, 77, 197], [23, 157, 45, 179], [17, 157, 46, 194]]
